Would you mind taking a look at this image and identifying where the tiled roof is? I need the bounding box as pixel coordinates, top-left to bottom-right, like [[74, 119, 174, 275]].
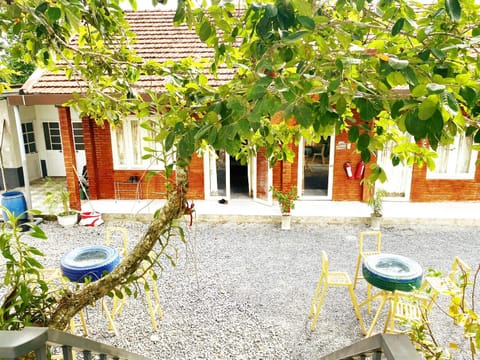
[[21, 10, 235, 95]]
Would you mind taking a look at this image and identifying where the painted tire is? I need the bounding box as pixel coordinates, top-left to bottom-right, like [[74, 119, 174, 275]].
[[362, 253, 423, 292], [60, 245, 120, 283]]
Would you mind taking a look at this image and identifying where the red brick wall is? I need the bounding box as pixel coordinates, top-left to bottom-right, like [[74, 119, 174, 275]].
[[272, 142, 299, 193], [410, 163, 480, 201], [58, 107, 81, 210], [256, 148, 269, 197], [187, 153, 205, 199], [331, 130, 364, 201], [85, 120, 205, 200]]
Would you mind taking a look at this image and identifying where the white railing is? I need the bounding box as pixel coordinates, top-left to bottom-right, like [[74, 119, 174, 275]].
[[0, 327, 150, 360], [320, 333, 421, 360]]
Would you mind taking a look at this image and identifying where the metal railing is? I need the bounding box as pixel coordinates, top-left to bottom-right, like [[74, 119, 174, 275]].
[[320, 333, 422, 360], [0, 327, 150, 360]]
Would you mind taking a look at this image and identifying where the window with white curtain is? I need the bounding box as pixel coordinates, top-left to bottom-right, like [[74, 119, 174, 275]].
[[111, 117, 164, 170], [427, 133, 478, 179]]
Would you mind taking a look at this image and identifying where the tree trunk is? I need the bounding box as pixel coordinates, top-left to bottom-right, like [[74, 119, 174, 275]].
[[48, 166, 190, 331]]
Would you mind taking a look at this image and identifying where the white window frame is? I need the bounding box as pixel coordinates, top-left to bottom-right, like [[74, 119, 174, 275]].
[[427, 133, 478, 180], [111, 116, 165, 170]]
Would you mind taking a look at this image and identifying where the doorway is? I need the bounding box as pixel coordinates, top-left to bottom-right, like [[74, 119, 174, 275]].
[[205, 149, 250, 200], [376, 140, 412, 200], [299, 136, 334, 199]]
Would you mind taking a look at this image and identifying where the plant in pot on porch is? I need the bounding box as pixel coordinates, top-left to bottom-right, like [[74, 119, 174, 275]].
[[44, 178, 79, 227], [271, 185, 299, 230], [367, 189, 387, 230]]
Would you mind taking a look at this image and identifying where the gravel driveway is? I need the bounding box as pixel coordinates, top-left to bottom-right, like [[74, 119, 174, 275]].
[[24, 220, 480, 359]]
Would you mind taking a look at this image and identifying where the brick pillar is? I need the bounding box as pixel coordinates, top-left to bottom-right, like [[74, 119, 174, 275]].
[[57, 106, 81, 211], [82, 116, 99, 199]]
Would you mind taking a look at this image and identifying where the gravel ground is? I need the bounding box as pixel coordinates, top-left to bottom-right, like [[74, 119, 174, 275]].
[[19, 220, 480, 359]]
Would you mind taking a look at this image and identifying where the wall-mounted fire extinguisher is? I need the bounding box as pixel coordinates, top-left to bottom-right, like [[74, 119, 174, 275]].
[[355, 161, 365, 180], [344, 161, 353, 179]]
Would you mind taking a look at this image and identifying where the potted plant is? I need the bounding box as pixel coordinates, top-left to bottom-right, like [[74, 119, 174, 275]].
[[44, 178, 78, 227], [271, 185, 299, 230], [368, 189, 387, 230]]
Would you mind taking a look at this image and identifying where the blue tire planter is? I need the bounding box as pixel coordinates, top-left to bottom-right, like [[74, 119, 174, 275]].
[[60, 245, 120, 283], [362, 253, 423, 292]]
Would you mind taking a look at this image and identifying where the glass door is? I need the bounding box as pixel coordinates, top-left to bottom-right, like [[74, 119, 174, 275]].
[[299, 137, 333, 199]]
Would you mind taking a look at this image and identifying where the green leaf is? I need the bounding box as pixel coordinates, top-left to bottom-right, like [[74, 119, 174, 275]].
[[237, 118, 250, 135], [355, 98, 381, 121], [264, 4, 278, 18], [35, 2, 48, 14], [247, 85, 267, 100], [426, 83, 446, 94], [357, 133, 370, 151], [47, 7, 61, 21], [405, 110, 427, 139], [445, 91, 459, 112], [361, 149, 371, 163], [391, 18, 405, 36], [165, 131, 175, 152], [419, 96, 438, 120], [284, 31, 309, 42], [328, 78, 341, 92], [445, 0, 461, 22], [391, 155, 400, 166], [173, 5, 185, 23], [293, 104, 313, 127], [336, 96, 347, 115], [199, 20, 212, 42], [297, 15, 315, 30], [459, 86, 477, 107], [474, 130, 480, 144], [388, 58, 409, 70], [348, 126, 359, 143]]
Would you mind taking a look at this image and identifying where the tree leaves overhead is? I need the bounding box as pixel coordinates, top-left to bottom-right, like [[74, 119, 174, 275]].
[[445, 0, 462, 22]]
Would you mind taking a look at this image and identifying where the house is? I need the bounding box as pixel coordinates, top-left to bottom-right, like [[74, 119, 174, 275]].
[[4, 10, 480, 212]]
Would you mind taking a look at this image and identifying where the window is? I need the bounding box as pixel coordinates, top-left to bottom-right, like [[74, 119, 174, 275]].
[[72, 123, 84, 151], [43, 122, 62, 151], [427, 133, 478, 179], [22, 122, 36, 154], [111, 117, 164, 170]]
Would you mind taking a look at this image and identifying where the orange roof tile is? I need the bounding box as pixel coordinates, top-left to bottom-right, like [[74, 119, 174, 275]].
[[22, 10, 235, 95]]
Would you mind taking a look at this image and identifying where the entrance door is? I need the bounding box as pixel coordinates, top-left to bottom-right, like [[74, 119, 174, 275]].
[[72, 122, 86, 177], [299, 136, 334, 199], [205, 149, 229, 199], [42, 122, 65, 176], [204, 148, 252, 200], [376, 140, 412, 200]]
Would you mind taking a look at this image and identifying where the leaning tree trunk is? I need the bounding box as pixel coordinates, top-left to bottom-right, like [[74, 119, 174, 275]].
[[48, 165, 190, 331]]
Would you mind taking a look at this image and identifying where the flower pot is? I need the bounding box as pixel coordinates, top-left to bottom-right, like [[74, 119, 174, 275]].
[[281, 214, 291, 230], [370, 214, 382, 230], [57, 211, 79, 227]]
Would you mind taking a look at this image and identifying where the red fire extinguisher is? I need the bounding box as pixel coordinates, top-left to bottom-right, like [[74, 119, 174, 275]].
[[355, 161, 365, 180], [344, 162, 353, 179]]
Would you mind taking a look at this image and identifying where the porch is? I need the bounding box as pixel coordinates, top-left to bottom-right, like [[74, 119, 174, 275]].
[[15, 177, 480, 226]]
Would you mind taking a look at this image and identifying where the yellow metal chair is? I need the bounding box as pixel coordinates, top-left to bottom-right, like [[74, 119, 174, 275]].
[[385, 290, 429, 334], [39, 269, 89, 336], [424, 256, 471, 310], [353, 231, 382, 314], [105, 226, 163, 331], [308, 251, 366, 335]]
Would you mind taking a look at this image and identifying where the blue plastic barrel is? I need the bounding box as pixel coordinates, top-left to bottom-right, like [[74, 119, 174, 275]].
[[1, 191, 28, 221]]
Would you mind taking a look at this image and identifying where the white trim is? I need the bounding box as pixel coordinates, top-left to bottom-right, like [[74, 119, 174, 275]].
[[427, 134, 478, 180], [298, 136, 335, 200]]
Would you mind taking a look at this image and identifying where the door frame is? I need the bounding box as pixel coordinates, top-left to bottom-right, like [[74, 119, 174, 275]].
[[297, 136, 335, 200], [375, 140, 413, 201]]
